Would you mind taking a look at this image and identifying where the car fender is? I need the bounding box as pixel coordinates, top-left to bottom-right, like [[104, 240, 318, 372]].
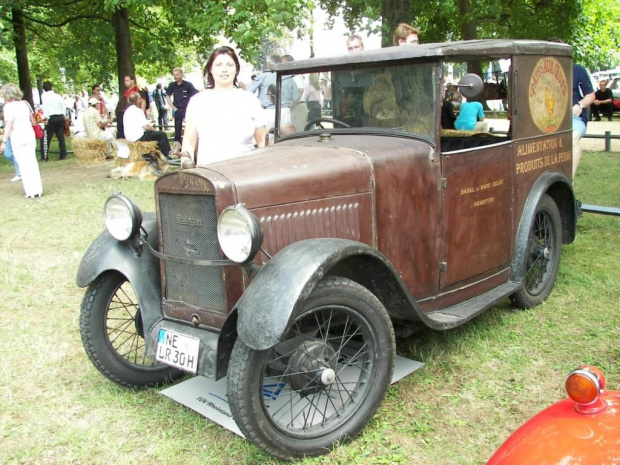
[[488, 392, 620, 464], [511, 171, 575, 283], [76, 213, 162, 334], [236, 238, 424, 351]]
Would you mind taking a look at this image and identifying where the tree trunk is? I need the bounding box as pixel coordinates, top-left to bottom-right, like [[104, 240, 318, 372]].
[[458, 0, 477, 40], [112, 7, 135, 96], [11, 6, 33, 107], [381, 0, 412, 47]]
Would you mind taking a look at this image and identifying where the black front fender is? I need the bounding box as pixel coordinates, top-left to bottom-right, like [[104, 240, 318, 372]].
[[236, 238, 412, 350], [76, 213, 162, 335]]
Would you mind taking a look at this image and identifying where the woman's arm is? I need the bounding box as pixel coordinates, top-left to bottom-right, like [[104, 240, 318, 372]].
[[1, 121, 13, 151], [181, 120, 198, 157], [254, 126, 267, 148]]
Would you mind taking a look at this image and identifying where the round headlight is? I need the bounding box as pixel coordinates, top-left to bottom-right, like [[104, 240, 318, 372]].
[[217, 204, 263, 263], [104, 194, 143, 241]]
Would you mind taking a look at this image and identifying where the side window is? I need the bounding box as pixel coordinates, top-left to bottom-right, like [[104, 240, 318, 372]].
[[441, 59, 512, 153]]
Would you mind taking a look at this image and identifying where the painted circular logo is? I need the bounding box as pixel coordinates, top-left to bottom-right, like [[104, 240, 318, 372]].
[[528, 57, 569, 133]]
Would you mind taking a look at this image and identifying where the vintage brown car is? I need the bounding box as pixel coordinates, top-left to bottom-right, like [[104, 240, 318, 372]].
[[77, 39, 577, 459]]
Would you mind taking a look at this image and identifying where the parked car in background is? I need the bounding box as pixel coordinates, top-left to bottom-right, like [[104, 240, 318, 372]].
[[78, 40, 578, 460], [608, 77, 620, 113], [488, 366, 620, 464]]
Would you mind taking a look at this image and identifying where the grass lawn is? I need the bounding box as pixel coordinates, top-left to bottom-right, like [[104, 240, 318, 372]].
[[0, 144, 618, 464]]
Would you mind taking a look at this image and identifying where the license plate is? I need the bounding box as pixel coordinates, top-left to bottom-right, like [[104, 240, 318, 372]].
[[156, 329, 200, 373]]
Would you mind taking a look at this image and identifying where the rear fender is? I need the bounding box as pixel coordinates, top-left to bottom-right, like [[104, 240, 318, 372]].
[[511, 172, 575, 283], [76, 213, 162, 335], [236, 238, 422, 350]]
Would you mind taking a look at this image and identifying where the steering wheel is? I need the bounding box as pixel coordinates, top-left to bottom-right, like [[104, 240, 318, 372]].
[[304, 118, 351, 131]]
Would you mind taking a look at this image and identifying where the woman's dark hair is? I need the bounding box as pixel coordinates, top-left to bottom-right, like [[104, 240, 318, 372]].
[[204, 46, 240, 88]]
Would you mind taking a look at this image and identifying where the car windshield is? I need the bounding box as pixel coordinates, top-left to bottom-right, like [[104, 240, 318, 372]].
[[278, 62, 437, 141]]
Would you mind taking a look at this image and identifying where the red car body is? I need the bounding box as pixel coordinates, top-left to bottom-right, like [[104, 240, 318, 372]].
[[488, 368, 620, 465]]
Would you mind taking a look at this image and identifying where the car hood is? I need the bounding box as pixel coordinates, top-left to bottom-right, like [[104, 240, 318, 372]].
[[204, 144, 373, 209]]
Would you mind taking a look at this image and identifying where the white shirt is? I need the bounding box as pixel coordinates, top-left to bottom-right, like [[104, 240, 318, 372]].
[[185, 88, 264, 166], [3, 100, 34, 141], [123, 104, 149, 141], [302, 85, 320, 102], [41, 90, 65, 118]]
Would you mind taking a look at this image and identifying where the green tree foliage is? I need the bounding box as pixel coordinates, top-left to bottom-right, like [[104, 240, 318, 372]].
[[317, 0, 620, 69], [0, 0, 313, 94], [1, 0, 618, 96], [169, 0, 312, 67]]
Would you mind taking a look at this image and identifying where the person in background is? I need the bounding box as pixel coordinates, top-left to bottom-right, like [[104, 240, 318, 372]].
[[279, 55, 301, 128], [321, 76, 332, 112], [547, 38, 595, 178], [346, 34, 364, 53], [154, 83, 169, 131], [570, 64, 595, 177], [84, 97, 115, 158], [63, 95, 73, 121], [393, 23, 419, 46], [145, 85, 158, 123], [123, 91, 171, 157], [166, 68, 198, 145], [0, 83, 43, 197], [40, 81, 67, 161], [3, 138, 21, 182], [455, 98, 488, 132], [90, 84, 108, 118], [182, 46, 265, 166], [591, 79, 614, 122], [244, 55, 279, 132], [303, 73, 322, 128], [74, 95, 84, 121], [116, 74, 142, 139], [441, 99, 456, 129]]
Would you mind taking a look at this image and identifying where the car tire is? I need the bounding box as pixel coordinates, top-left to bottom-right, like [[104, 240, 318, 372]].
[[227, 276, 395, 460], [79, 271, 182, 389], [511, 195, 562, 309]]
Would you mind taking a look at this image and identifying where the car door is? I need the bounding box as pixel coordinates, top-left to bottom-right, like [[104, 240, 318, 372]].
[[440, 141, 513, 289]]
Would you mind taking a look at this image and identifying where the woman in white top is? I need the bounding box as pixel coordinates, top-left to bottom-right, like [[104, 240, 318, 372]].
[[182, 46, 266, 166], [303, 73, 322, 126], [0, 83, 43, 198]]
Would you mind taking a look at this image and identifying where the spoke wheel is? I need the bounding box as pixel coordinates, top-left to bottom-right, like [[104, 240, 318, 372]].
[[80, 272, 182, 388], [227, 277, 395, 459], [511, 195, 562, 308]]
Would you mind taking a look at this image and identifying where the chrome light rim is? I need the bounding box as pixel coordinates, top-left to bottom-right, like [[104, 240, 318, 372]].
[[217, 204, 263, 263], [104, 194, 143, 241]]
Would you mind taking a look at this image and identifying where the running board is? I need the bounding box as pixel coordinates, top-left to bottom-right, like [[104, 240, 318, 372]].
[[581, 204, 620, 217], [423, 282, 520, 330]]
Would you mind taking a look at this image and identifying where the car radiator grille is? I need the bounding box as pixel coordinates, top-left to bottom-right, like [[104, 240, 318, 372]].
[[158, 193, 226, 313]]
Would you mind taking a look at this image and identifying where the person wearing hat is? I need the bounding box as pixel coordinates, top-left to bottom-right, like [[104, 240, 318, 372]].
[[84, 96, 115, 158]]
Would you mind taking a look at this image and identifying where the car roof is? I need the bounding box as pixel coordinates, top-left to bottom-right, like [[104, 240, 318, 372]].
[[275, 39, 573, 74]]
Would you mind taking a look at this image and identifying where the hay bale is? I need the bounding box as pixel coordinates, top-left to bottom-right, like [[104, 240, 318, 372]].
[[115, 139, 159, 167], [441, 128, 478, 137], [72, 138, 110, 165]]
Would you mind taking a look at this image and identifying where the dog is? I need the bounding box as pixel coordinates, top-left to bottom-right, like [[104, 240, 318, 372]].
[[108, 150, 169, 181]]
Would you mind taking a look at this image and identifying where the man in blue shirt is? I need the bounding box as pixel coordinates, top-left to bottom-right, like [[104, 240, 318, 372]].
[[570, 63, 595, 177], [245, 55, 280, 131], [455, 99, 488, 132], [166, 68, 198, 144], [547, 39, 595, 178]]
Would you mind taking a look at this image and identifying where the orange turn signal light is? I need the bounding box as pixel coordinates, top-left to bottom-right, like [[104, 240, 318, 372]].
[[566, 370, 600, 404]]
